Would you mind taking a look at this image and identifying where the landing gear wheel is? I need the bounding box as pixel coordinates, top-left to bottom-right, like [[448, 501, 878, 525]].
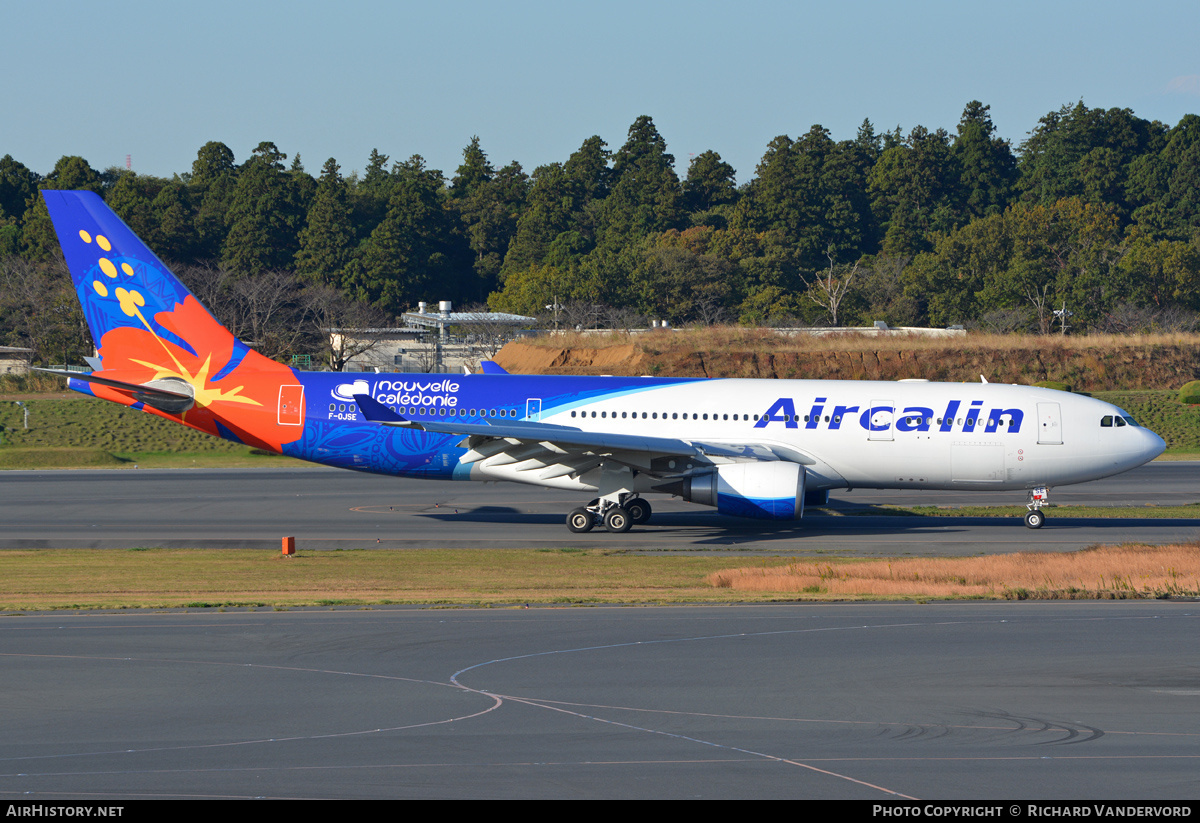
[[1024, 510, 1045, 529], [603, 506, 632, 533], [567, 507, 595, 533], [625, 498, 652, 525]]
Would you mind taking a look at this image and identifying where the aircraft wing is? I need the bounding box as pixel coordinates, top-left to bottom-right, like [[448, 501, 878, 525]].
[[353, 393, 806, 468]]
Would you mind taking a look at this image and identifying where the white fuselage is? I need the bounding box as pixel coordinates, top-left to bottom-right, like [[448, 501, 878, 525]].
[[466, 378, 1164, 495]]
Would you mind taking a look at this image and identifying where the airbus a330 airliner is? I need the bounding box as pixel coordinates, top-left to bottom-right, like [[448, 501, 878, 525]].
[[41, 190, 1165, 533]]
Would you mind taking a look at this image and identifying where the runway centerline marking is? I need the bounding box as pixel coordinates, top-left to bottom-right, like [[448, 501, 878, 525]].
[[0, 651, 502, 765], [445, 610, 1200, 799]]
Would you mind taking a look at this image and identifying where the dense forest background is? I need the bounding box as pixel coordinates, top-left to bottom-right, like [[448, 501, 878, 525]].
[[3, 100, 1200, 367]]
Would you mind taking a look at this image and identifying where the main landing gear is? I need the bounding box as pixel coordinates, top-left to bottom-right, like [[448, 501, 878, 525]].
[[1024, 486, 1049, 529], [566, 495, 652, 534]]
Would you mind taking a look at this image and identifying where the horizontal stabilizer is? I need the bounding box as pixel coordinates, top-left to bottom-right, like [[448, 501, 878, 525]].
[[353, 393, 420, 427], [34, 368, 195, 414]]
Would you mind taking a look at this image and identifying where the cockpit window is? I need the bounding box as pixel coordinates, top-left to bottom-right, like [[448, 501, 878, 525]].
[[1102, 414, 1139, 428]]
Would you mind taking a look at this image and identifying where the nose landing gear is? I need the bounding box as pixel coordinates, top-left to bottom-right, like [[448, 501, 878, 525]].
[[1024, 486, 1049, 529]]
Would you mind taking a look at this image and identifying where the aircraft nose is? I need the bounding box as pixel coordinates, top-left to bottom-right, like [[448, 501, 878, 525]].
[[1137, 427, 1167, 463]]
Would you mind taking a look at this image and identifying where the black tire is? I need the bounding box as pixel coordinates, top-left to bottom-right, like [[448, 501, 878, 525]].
[[567, 507, 594, 533], [1024, 510, 1045, 529], [625, 498, 652, 524], [603, 506, 632, 533]]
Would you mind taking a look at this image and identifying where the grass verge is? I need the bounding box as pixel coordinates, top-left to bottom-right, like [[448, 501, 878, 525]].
[[2, 544, 1198, 611], [0, 548, 786, 611], [0, 394, 263, 457], [0, 447, 124, 469], [0, 446, 307, 470]]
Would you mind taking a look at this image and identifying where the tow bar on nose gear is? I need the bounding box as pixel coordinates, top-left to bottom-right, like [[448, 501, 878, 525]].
[[1025, 486, 1049, 529]]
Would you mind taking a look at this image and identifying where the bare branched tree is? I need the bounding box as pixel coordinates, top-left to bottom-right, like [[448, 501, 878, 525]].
[[601, 304, 646, 333], [1101, 302, 1200, 334], [230, 270, 312, 360], [971, 308, 1035, 334], [0, 256, 89, 365], [176, 264, 312, 361], [408, 336, 440, 373], [805, 246, 859, 327], [174, 262, 240, 324], [1024, 282, 1054, 335], [304, 285, 392, 371], [560, 300, 605, 332], [692, 290, 730, 326]]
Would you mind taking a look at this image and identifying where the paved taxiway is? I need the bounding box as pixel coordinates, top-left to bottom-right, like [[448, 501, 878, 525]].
[[1, 462, 1198, 554], [3, 467, 1199, 798], [2, 602, 1197, 799]]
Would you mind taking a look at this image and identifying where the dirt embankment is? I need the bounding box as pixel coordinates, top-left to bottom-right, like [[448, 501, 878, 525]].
[[494, 337, 1200, 391], [495, 342, 649, 375]]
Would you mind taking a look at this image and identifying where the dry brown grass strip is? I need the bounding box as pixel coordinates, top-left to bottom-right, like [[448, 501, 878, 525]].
[[705, 544, 1200, 600]]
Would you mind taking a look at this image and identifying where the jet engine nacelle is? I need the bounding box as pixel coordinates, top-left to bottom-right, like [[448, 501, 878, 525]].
[[664, 462, 808, 520]]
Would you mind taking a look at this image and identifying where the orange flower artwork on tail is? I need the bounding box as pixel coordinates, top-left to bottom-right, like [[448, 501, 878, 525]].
[[92, 292, 303, 453]]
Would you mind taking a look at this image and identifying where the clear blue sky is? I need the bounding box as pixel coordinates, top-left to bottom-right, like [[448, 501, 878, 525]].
[[5, 0, 1198, 184]]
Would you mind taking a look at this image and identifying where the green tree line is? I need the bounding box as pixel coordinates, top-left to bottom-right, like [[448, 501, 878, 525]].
[[3, 100, 1200, 366]]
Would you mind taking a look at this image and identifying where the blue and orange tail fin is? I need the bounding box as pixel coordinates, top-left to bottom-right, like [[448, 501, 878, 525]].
[[43, 190, 234, 366], [43, 190, 304, 452]]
